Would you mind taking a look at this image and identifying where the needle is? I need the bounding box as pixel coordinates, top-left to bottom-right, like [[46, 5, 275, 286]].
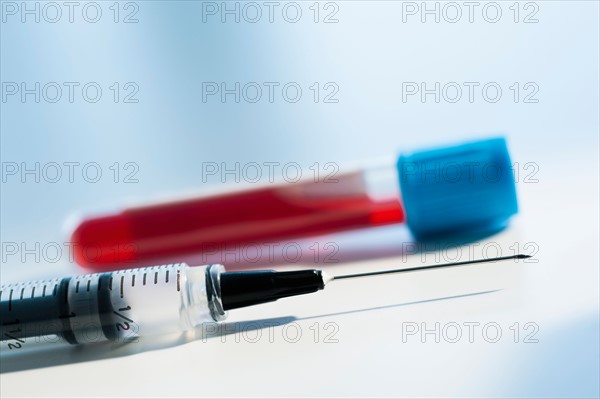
[[331, 254, 531, 281], [221, 254, 532, 310]]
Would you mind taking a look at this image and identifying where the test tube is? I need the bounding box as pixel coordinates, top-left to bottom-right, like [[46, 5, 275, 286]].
[[70, 137, 518, 271]]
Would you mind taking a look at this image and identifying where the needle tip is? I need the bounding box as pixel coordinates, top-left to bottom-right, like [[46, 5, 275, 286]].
[[516, 254, 531, 259]]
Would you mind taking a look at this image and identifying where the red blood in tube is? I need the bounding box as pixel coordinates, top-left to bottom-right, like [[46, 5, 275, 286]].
[[71, 173, 405, 270]]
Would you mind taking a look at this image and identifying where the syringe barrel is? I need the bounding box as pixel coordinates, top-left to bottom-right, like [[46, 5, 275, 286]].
[[0, 264, 227, 349]]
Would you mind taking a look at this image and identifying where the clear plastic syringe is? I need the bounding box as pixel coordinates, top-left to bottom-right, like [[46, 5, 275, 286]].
[[0, 255, 529, 350]]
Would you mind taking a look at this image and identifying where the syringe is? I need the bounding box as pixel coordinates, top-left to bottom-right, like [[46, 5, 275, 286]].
[[0, 254, 529, 349]]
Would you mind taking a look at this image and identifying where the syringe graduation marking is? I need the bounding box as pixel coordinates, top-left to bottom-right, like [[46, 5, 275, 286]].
[[112, 309, 133, 323], [63, 282, 68, 303]]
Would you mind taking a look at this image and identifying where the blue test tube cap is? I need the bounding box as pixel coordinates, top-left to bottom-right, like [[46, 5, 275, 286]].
[[397, 137, 518, 240]]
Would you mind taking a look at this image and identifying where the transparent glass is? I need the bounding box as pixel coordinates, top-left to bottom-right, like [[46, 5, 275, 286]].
[[0, 263, 226, 351]]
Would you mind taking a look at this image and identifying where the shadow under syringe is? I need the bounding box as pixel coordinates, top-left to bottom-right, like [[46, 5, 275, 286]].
[[0, 289, 499, 374]]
